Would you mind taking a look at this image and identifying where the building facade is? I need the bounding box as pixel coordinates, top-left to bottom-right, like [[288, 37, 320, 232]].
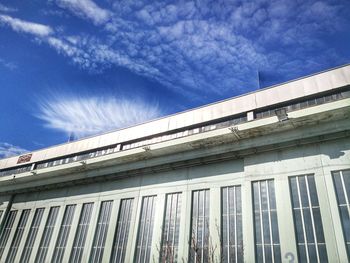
[[0, 65, 349, 263]]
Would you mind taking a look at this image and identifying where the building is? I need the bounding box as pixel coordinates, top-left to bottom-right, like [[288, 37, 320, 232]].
[[0, 65, 349, 263]]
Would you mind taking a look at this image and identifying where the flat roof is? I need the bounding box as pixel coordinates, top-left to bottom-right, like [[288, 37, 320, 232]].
[[1, 64, 350, 170]]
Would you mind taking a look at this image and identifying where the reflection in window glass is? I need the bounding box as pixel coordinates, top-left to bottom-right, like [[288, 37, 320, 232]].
[[333, 169, 350, 259], [189, 189, 210, 263], [20, 208, 45, 263], [35, 206, 60, 263], [70, 203, 94, 263], [222, 186, 243, 263], [52, 205, 76, 263], [111, 198, 134, 263], [160, 193, 182, 263], [253, 180, 281, 263], [135, 196, 156, 263], [6, 209, 31, 263], [90, 201, 113, 263], [290, 175, 328, 262]]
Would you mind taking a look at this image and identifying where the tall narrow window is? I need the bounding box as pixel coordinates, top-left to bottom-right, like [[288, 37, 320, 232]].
[[35, 206, 60, 263], [89, 200, 113, 263], [111, 198, 134, 263], [70, 203, 94, 263], [0, 210, 17, 258], [0, 211, 3, 222], [333, 169, 350, 258], [20, 208, 45, 263], [189, 189, 210, 263], [253, 180, 281, 263], [222, 186, 243, 263], [6, 209, 31, 263], [160, 192, 182, 263], [135, 195, 156, 263], [290, 175, 327, 262], [52, 205, 76, 263]]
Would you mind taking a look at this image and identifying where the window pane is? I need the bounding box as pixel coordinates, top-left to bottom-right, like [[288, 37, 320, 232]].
[[135, 196, 156, 263], [333, 169, 350, 260], [90, 201, 113, 263], [222, 186, 243, 263], [252, 180, 281, 263], [6, 209, 30, 263], [52, 205, 76, 263], [70, 203, 94, 263], [20, 208, 45, 263], [160, 193, 182, 263], [35, 206, 60, 263], [0, 210, 18, 258], [111, 198, 134, 263], [289, 175, 328, 262], [189, 189, 210, 263]]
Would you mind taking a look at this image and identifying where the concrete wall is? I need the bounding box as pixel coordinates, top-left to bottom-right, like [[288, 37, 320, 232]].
[[0, 137, 349, 263]]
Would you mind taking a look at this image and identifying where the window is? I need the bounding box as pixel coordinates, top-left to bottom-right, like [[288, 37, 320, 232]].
[[160, 193, 182, 263], [90, 200, 113, 263], [70, 203, 94, 263], [110, 198, 134, 263], [0, 211, 3, 222], [189, 189, 210, 263], [135, 196, 156, 263], [35, 206, 60, 263], [0, 210, 17, 258], [52, 205, 76, 263], [333, 169, 350, 258], [222, 186, 243, 263], [252, 180, 281, 263], [290, 175, 327, 262], [20, 208, 45, 263], [6, 209, 31, 263]]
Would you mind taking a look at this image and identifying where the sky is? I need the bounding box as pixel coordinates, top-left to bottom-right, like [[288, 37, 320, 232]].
[[0, 0, 350, 158]]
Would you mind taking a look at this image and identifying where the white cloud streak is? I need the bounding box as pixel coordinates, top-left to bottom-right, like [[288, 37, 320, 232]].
[[0, 14, 53, 36], [0, 58, 17, 70], [0, 143, 28, 159], [0, 3, 17, 13], [56, 0, 110, 25], [36, 95, 163, 138]]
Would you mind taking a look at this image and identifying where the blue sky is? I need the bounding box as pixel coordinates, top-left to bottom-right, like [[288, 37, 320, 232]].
[[0, 0, 350, 158]]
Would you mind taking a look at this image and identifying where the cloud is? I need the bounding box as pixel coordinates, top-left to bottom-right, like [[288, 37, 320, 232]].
[[0, 14, 53, 36], [0, 58, 17, 70], [56, 0, 111, 25], [0, 143, 28, 159], [1, 1, 349, 99], [0, 3, 17, 13], [36, 95, 163, 138]]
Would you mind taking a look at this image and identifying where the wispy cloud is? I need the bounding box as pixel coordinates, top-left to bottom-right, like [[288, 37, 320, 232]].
[[0, 14, 53, 36], [56, 0, 110, 25], [36, 95, 163, 138], [0, 58, 17, 70], [0, 3, 17, 13], [0, 143, 28, 159]]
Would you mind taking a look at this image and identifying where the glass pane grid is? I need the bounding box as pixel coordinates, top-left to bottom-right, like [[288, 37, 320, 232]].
[[0, 210, 18, 259], [89, 200, 113, 263], [111, 198, 134, 263], [135, 195, 156, 263], [253, 180, 281, 263], [35, 206, 60, 263], [189, 189, 210, 263], [52, 205, 76, 263], [20, 208, 45, 263], [160, 192, 182, 263], [290, 175, 328, 262], [333, 169, 350, 260], [70, 202, 94, 263], [222, 185, 243, 263], [6, 209, 31, 263]]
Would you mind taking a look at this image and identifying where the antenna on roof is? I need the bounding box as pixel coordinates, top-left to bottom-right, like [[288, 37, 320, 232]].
[[257, 70, 261, 89], [68, 132, 75, 142]]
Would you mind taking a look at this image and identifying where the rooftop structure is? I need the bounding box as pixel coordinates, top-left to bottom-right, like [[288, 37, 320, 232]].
[[0, 65, 349, 262]]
